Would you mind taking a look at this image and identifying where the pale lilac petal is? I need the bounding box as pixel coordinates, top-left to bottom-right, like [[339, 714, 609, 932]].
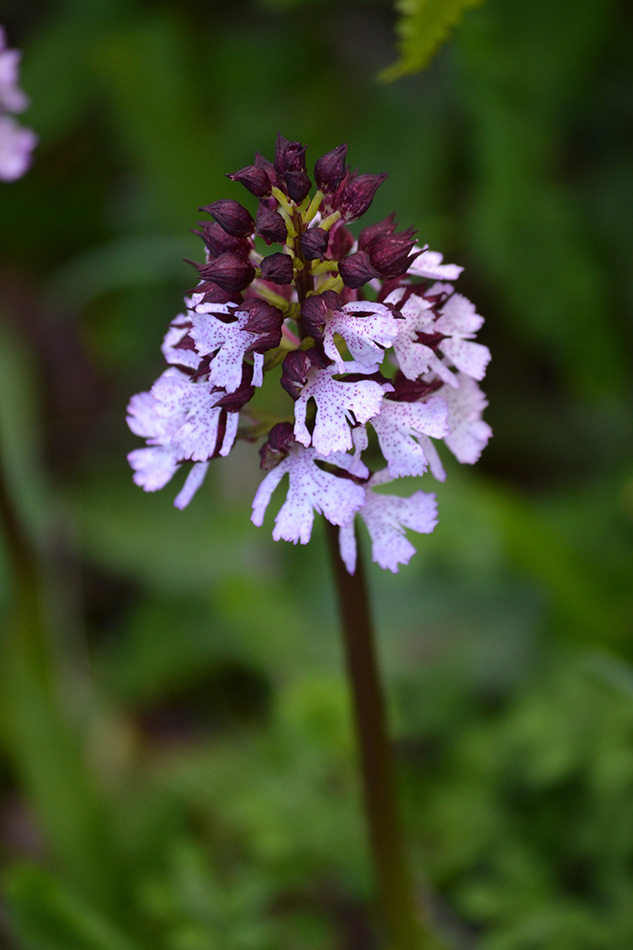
[[440, 337, 490, 381], [151, 374, 228, 462], [413, 435, 446, 481], [174, 462, 209, 510], [128, 446, 179, 492], [251, 462, 288, 528], [338, 521, 357, 574], [350, 481, 438, 573], [323, 301, 400, 371], [370, 398, 449, 478], [389, 294, 437, 381], [441, 375, 492, 464], [126, 391, 170, 441], [251, 445, 366, 545], [0, 45, 28, 112], [220, 411, 239, 457], [0, 114, 36, 182], [252, 352, 264, 388], [294, 365, 389, 456], [435, 292, 484, 336], [407, 247, 463, 281], [190, 304, 250, 393], [162, 318, 199, 370]]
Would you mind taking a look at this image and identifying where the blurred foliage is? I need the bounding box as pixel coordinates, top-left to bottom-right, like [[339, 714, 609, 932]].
[[0, 0, 632, 947], [379, 0, 485, 82]]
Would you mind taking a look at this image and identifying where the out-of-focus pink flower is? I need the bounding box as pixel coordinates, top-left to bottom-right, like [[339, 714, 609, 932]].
[[0, 27, 36, 182]]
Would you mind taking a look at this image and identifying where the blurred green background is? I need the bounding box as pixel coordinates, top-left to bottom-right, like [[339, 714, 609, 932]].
[[1, 0, 632, 947]]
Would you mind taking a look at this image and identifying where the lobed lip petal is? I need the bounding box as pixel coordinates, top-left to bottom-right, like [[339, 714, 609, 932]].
[[251, 443, 366, 545]]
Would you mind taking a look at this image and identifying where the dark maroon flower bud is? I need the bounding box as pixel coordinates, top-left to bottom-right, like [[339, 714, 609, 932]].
[[194, 251, 255, 294], [260, 252, 294, 285], [314, 143, 347, 193], [337, 171, 387, 222], [193, 221, 251, 259], [281, 349, 312, 399], [227, 164, 271, 199], [256, 203, 287, 245], [328, 222, 355, 261], [300, 227, 329, 260], [259, 421, 295, 470], [239, 298, 284, 352], [358, 214, 396, 251], [215, 365, 256, 412], [199, 199, 255, 238], [254, 152, 279, 188], [366, 229, 417, 278], [274, 134, 307, 174], [386, 372, 443, 403], [188, 282, 235, 305], [300, 290, 343, 340], [283, 169, 311, 203], [338, 250, 381, 289], [274, 134, 312, 202]]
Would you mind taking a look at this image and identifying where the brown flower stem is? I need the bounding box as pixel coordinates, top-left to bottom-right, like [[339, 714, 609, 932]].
[[325, 520, 439, 950]]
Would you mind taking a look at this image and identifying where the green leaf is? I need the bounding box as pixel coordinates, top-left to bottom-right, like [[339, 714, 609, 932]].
[[380, 0, 485, 81], [4, 865, 141, 950]]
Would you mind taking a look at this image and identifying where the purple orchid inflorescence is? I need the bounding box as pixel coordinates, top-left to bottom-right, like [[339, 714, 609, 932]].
[[0, 27, 36, 182], [127, 135, 491, 572]]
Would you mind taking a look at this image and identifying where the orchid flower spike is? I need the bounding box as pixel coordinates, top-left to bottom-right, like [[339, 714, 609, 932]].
[[127, 135, 491, 572]]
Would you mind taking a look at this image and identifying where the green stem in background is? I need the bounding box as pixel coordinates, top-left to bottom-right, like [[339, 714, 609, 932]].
[[325, 521, 440, 950], [0, 442, 123, 917]]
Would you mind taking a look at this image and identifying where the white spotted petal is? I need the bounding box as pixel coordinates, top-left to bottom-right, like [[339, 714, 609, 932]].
[[126, 380, 210, 505], [323, 301, 400, 371], [293, 364, 390, 457], [387, 291, 455, 386], [407, 246, 463, 281], [251, 444, 366, 545], [441, 374, 492, 464], [339, 475, 438, 574], [370, 397, 449, 478], [435, 293, 490, 381], [151, 371, 237, 462], [190, 303, 255, 393]]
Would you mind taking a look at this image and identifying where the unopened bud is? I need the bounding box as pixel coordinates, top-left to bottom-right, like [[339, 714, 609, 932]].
[[367, 229, 417, 278], [195, 251, 255, 293], [200, 199, 255, 238], [281, 349, 313, 399], [314, 144, 347, 193], [274, 134, 312, 202], [300, 227, 329, 260], [260, 252, 294, 285], [227, 164, 271, 199], [256, 203, 288, 245], [358, 214, 396, 251], [338, 250, 381, 289], [240, 298, 284, 352], [259, 421, 295, 470], [194, 220, 251, 258], [300, 290, 343, 340], [337, 172, 387, 222]]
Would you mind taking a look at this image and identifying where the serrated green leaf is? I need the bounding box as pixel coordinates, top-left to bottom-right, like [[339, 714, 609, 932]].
[[380, 0, 485, 81]]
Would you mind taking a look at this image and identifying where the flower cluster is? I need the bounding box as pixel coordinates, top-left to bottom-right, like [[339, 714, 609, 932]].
[[127, 135, 491, 572], [0, 27, 36, 182]]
